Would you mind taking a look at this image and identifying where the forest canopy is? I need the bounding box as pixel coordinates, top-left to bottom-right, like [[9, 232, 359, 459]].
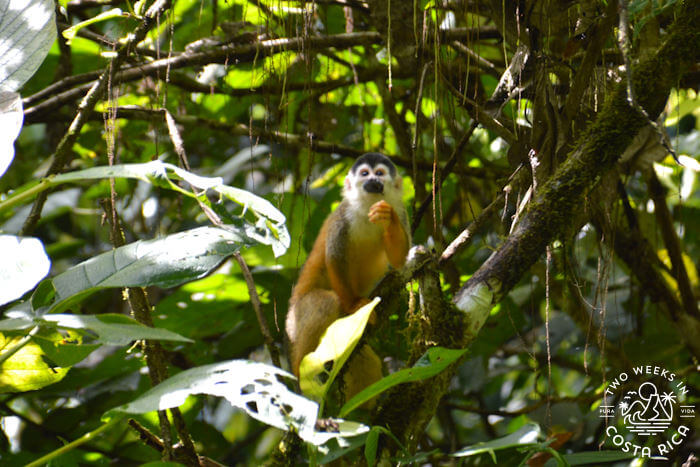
[[0, 0, 698, 465]]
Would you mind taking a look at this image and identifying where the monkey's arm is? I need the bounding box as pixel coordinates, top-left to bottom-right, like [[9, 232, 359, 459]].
[[369, 201, 410, 269]]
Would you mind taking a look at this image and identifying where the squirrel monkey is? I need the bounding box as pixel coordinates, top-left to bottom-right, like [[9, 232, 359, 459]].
[[286, 153, 410, 400]]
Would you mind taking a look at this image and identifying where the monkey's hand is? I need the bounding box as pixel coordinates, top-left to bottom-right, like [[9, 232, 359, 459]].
[[368, 200, 396, 230], [369, 200, 409, 269]]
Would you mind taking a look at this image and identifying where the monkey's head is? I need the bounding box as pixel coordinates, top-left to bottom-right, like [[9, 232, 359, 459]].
[[344, 153, 403, 208]]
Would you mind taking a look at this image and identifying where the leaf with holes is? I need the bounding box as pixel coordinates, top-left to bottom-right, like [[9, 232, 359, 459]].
[[104, 359, 367, 445]]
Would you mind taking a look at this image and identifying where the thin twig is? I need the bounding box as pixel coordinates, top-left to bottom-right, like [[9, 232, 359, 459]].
[[40, 105, 503, 179], [25, 418, 122, 467], [450, 41, 500, 77], [411, 122, 478, 234], [233, 252, 282, 368], [440, 72, 517, 145], [439, 191, 505, 265]]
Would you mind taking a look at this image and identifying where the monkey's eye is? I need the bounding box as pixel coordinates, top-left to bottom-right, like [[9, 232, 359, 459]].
[[375, 169, 384, 176], [360, 169, 370, 176]]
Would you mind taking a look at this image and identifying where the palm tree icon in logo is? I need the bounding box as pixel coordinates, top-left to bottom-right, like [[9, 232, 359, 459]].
[[620, 382, 675, 435]]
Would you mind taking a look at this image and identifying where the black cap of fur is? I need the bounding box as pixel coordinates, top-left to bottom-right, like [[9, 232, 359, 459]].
[[351, 152, 396, 177]]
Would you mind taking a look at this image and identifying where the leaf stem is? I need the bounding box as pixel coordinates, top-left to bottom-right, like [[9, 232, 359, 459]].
[[0, 179, 53, 214], [25, 416, 122, 467], [0, 326, 40, 366]]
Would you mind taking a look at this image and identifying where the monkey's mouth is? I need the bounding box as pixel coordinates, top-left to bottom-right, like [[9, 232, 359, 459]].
[[363, 179, 384, 194]]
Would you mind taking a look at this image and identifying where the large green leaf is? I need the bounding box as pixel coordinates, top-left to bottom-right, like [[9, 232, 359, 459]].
[[0, 313, 192, 345], [105, 359, 368, 446], [339, 346, 468, 417], [36, 226, 250, 313], [43, 314, 193, 345], [452, 422, 542, 461], [0, 235, 50, 306], [0, 161, 290, 257]]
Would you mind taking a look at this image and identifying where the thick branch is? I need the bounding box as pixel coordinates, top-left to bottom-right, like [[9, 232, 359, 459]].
[[23, 32, 382, 115], [646, 171, 699, 319], [455, 1, 699, 309]]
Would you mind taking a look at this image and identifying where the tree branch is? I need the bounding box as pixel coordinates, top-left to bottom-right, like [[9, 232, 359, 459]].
[[646, 171, 699, 319]]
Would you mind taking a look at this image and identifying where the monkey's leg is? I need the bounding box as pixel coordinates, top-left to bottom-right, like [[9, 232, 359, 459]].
[[343, 344, 382, 408], [286, 289, 341, 376]]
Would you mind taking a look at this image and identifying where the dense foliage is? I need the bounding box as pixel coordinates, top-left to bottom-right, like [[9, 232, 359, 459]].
[[0, 0, 698, 465]]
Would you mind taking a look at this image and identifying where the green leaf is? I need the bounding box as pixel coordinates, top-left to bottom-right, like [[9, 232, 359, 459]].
[[105, 359, 367, 445], [45, 226, 249, 313], [0, 330, 70, 392], [0, 318, 34, 331], [1, 161, 290, 257], [364, 427, 380, 466], [35, 338, 100, 367], [452, 422, 542, 460], [0, 0, 56, 91], [299, 298, 379, 404], [61, 9, 124, 45], [0, 235, 50, 306], [339, 346, 467, 417], [42, 314, 193, 345]]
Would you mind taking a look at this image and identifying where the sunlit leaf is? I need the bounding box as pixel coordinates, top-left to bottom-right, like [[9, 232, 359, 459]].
[[0, 0, 56, 91], [0, 91, 22, 177], [0, 313, 191, 346], [299, 298, 379, 402], [0, 235, 50, 306], [0, 329, 70, 392], [0, 161, 290, 257], [61, 9, 124, 45]]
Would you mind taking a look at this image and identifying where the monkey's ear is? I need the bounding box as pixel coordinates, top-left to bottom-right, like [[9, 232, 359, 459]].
[[394, 175, 403, 190], [344, 175, 352, 191]]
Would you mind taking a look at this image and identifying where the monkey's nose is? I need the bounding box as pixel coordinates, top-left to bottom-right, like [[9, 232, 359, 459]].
[[363, 179, 384, 193]]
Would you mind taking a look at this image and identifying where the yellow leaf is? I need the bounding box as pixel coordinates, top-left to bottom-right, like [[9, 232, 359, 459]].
[[299, 297, 380, 402], [0, 331, 70, 393]]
